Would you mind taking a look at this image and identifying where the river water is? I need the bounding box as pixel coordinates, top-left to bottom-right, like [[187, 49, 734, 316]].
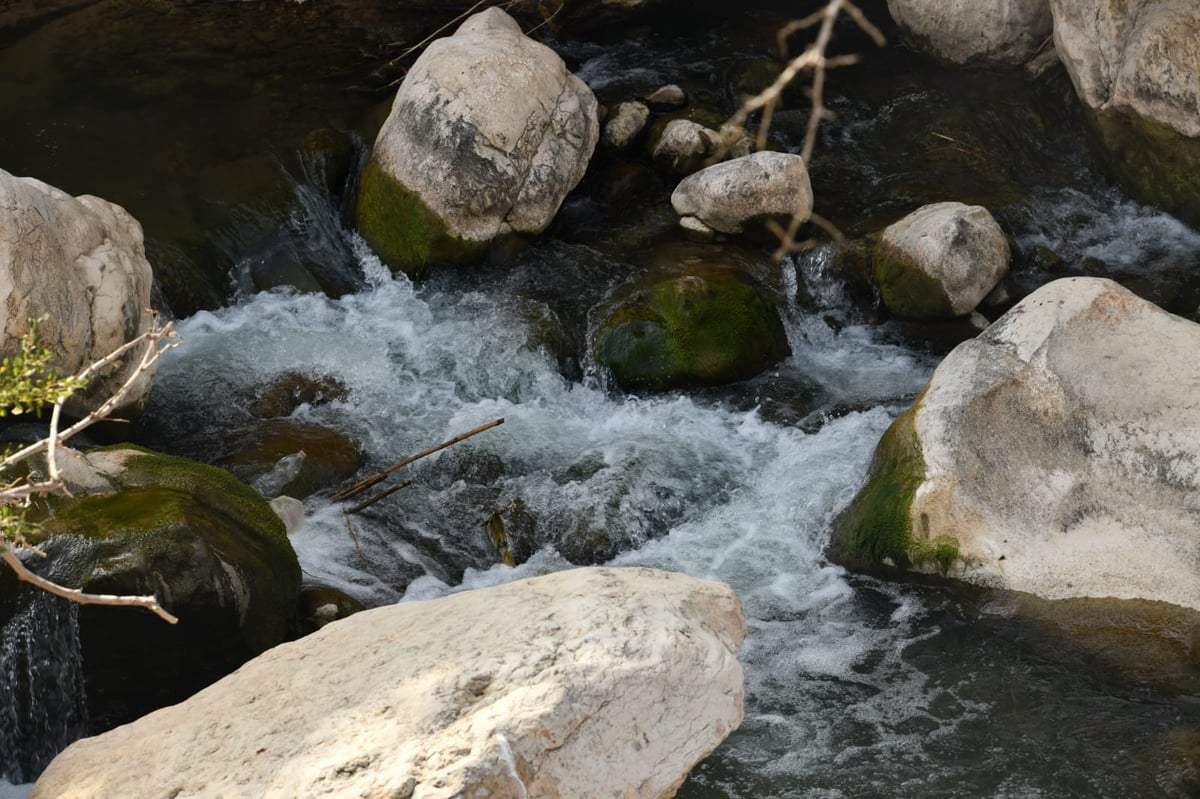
[[4, 0, 1200, 796]]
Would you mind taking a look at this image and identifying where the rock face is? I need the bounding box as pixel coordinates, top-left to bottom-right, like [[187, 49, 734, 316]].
[[872, 202, 1009, 320], [887, 0, 1053, 65], [356, 7, 599, 276], [1050, 0, 1200, 224], [829, 278, 1200, 611], [31, 567, 746, 799], [595, 264, 791, 391], [0, 168, 157, 417], [671, 151, 813, 236]]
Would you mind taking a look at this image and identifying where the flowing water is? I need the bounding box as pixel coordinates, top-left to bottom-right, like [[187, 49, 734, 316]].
[[3, 0, 1200, 796]]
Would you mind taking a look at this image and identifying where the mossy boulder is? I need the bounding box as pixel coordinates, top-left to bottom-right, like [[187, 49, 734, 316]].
[[35, 445, 300, 652], [355, 7, 598, 277], [22, 445, 301, 728], [872, 202, 1009, 320], [594, 264, 791, 391], [829, 278, 1200, 612]]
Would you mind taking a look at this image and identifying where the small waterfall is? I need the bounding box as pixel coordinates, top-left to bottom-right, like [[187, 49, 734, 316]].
[[0, 584, 88, 783]]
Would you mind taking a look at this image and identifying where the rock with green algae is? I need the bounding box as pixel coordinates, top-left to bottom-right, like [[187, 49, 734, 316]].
[[30, 445, 301, 653], [355, 7, 598, 277], [1051, 0, 1200, 227], [828, 277, 1200, 613], [872, 202, 1009, 321], [594, 264, 790, 392]]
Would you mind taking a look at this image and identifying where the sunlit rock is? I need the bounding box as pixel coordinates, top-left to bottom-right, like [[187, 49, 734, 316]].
[[0, 168, 157, 418], [356, 7, 598, 276], [32, 567, 746, 799], [872, 201, 1009, 320], [603, 101, 650, 150], [1050, 0, 1200, 225], [671, 151, 813, 236], [887, 0, 1052, 65], [829, 277, 1200, 612]]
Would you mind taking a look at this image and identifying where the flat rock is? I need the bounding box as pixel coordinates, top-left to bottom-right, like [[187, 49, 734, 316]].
[[32, 567, 746, 799]]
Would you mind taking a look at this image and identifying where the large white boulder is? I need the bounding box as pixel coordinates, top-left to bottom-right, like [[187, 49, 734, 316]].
[[0, 168, 156, 417], [887, 0, 1052, 65], [356, 7, 598, 276], [871, 201, 1009, 320], [829, 278, 1200, 611], [670, 151, 812, 236], [31, 566, 746, 799], [1050, 0, 1200, 223]]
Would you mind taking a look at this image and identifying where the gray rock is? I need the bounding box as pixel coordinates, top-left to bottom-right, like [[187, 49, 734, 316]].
[[830, 278, 1200, 611], [872, 201, 1009, 320], [603, 101, 650, 149], [0, 168, 157, 417], [356, 7, 599, 275], [32, 567, 746, 799], [887, 0, 1052, 65], [670, 151, 813, 235], [651, 118, 722, 175]]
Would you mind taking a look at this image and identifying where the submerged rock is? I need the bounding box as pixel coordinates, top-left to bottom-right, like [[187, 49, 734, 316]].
[[671, 151, 813, 237], [887, 0, 1052, 65], [829, 277, 1200, 612], [872, 202, 1010, 320], [594, 263, 791, 391], [356, 7, 598, 276], [31, 567, 746, 799], [0, 168, 157, 418], [1050, 0, 1200, 225]]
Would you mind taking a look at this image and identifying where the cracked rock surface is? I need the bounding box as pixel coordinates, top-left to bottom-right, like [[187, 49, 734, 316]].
[[0, 167, 156, 417], [31, 566, 746, 799]]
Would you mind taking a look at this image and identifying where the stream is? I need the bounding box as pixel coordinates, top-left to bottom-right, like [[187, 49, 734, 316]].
[[3, 0, 1200, 796]]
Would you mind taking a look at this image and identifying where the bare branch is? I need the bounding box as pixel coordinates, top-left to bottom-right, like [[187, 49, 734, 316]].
[[0, 548, 179, 624]]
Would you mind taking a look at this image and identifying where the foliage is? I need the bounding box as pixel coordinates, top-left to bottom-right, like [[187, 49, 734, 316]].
[[0, 321, 88, 418]]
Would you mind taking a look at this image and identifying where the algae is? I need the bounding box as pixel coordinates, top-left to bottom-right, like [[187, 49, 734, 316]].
[[872, 240, 957, 320], [595, 266, 790, 391], [355, 159, 482, 277], [827, 390, 958, 576], [1088, 108, 1200, 229]]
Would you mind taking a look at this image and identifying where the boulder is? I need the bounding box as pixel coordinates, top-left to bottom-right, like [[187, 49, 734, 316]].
[[887, 0, 1053, 65], [31, 567, 746, 799], [828, 278, 1200, 611], [872, 202, 1009, 320], [671, 151, 813, 236], [1050, 0, 1200, 225], [595, 263, 791, 391], [356, 7, 598, 276], [25, 444, 301, 726], [0, 168, 157, 418]]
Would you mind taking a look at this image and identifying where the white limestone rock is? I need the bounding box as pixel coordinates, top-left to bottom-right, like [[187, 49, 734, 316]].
[[887, 0, 1052, 65], [357, 7, 599, 274], [603, 101, 650, 149], [670, 151, 812, 235], [0, 168, 157, 417], [32, 566, 746, 799], [830, 278, 1200, 611], [1051, 0, 1200, 139], [872, 201, 1009, 320]]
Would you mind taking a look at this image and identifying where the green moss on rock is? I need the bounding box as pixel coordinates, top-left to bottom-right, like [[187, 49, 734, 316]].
[[36, 445, 300, 653], [828, 391, 957, 575], [355, 159, 483, 277], [1088, 108, 1200, 229], [872, 239, 957, 320], [595, 265, 791, 391]]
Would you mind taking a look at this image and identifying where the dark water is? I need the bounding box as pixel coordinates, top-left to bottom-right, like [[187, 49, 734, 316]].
[[3, 0, 1200, 795]]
